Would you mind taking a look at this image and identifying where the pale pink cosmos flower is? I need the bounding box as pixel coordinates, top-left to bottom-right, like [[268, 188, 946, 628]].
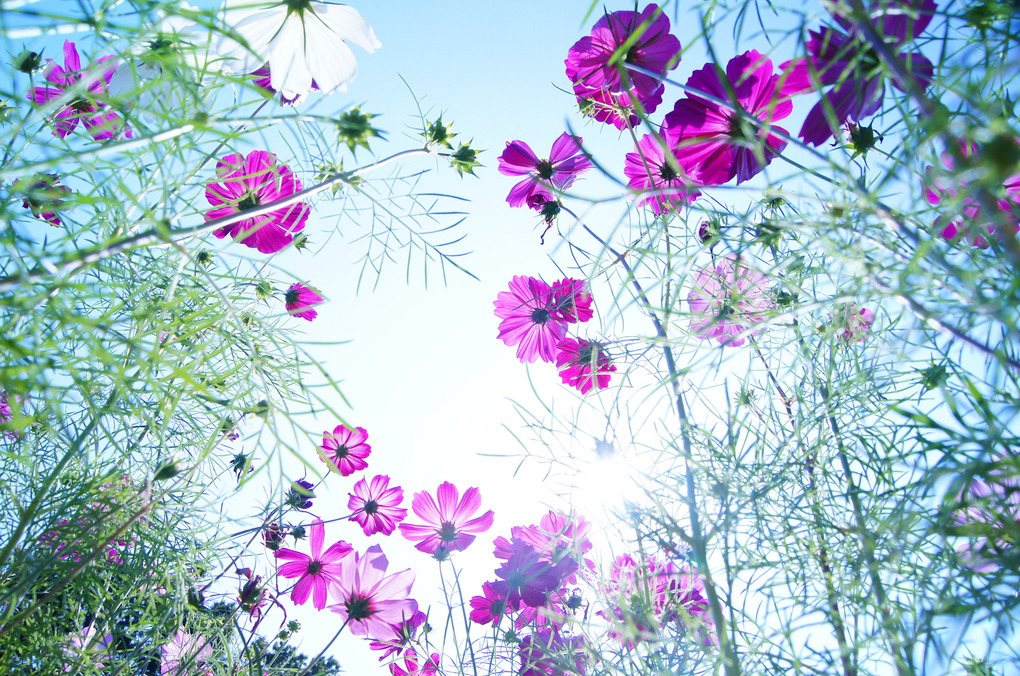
[[161, 628, 213, 676], [398, 481, 495, 558], [565, 3, 682, 129], [328, 544, 418, 638], [497, 133, 592, 210], [555, 338, 618, 395], [624, 132, 700, 214], [688, 256, 771, 346], [276, 518, 353, 610], [28, 40, 130, 141], [348, 474, 407, 536], [320, 424, 371, 476], [368, 609, 427, 659], [204, 150, 309, 254], [284, 282, 324, 321], [664, 50, 793, 185], [949, 454, 1020, 572], [63, 624, 113, 673]]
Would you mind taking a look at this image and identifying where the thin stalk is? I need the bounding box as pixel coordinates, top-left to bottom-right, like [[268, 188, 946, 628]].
[[296, 617, 350, 676]]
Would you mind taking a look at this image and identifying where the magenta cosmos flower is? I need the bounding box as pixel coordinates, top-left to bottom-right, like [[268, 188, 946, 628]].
[[565, 4, 682, 129], [923, 141, 1020, 248], [624, 133, 701, 215], [497, 133, 592, 210], [204, 150, 309, 254], [492, 538, 579, 608], [284, 282, 324, 321], [834, 303, 875, 342], [368, 609, 427, 658], [519, 628, 588, 676], [398, 481, 495, 557], [28, 40, 130, 141], [664, 50, 792, 186], [328, 544, 418, 638], [688, 256, 771, 346], [469, 580, 517, 626], [16, 173, 72, 226], [780, 0, 936, 146], [276, 518, 353, 610], [320, 424, 371, 476], [348, 474, 407, 536], [494, 276, 593, 363], [555, 338, 617, 395]]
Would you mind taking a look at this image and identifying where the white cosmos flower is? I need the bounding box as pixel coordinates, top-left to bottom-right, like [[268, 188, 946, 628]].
[[217, 0, 380, 102]]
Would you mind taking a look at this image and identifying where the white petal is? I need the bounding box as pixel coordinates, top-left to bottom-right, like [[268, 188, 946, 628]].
[[314, 3, 381, 52], [304, 20, 357, 93], [267, 16, 314, 97]]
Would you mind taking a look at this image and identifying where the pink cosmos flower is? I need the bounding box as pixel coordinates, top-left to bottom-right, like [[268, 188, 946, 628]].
[[398, 481, 495, 557], [664, 50, 792, 185], [328, 544, 418, 638], [16, 174, 72, 226], [598, 554, 713, 647], [565, 3, 682, 129], [949, 454, 1020, 572], [28, 40, 130, 141], [284, 282, 324, 321], [161, 628, 213, 676], [780, 0, 937, 146], [497, 133, 592, 210], [518, 628, 588, 676], [63, 625, 113, 673], [555, 338, 617, 395], [835, 303, 875, 342], [389, 651, 440, 676], [349, 474, 407, 536], [469, 580, 517, 626], [0, 391, 21, 440], [320, 424, 371, 476], [624, 133, 700, 214], [494, 276, 593, 364], [276, 518, 353, 610], [494, 276, 569, 363], [204, 150, 309, 254], [688, 256, 772, 346], [923, 141, 1020, 248], [368, 609, 427, 658]]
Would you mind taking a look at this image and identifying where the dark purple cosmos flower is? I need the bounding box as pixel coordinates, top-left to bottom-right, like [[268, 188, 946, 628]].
[[286, 479, 315, 509], [276, 518, 352, 610], [688, 256, 772, 346], [368, 609, 428, 659], [320, 424, 371, 476], [555, 338, 617, 395], [492, 539, 579, 608], [923, 141, 1020, 248], [397, 481, 495, 557], [204, 150, 309, 254], [328, 544, 418, 638], [624, 133, 701, 214], [469, 580, 517, 626], [16, 173, 72, 226], [664, 50, 793, 186], [284, 282, 324, 321], [348, 474, 407, 536], [780, 0, 937, 146], [494, 275, 569, 363], [565, 3, 682, 129], [497, 133, 591, 210], [263, 523, 287, 551], [28, 40, 130, 141], [518, 628, 588, 676]]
